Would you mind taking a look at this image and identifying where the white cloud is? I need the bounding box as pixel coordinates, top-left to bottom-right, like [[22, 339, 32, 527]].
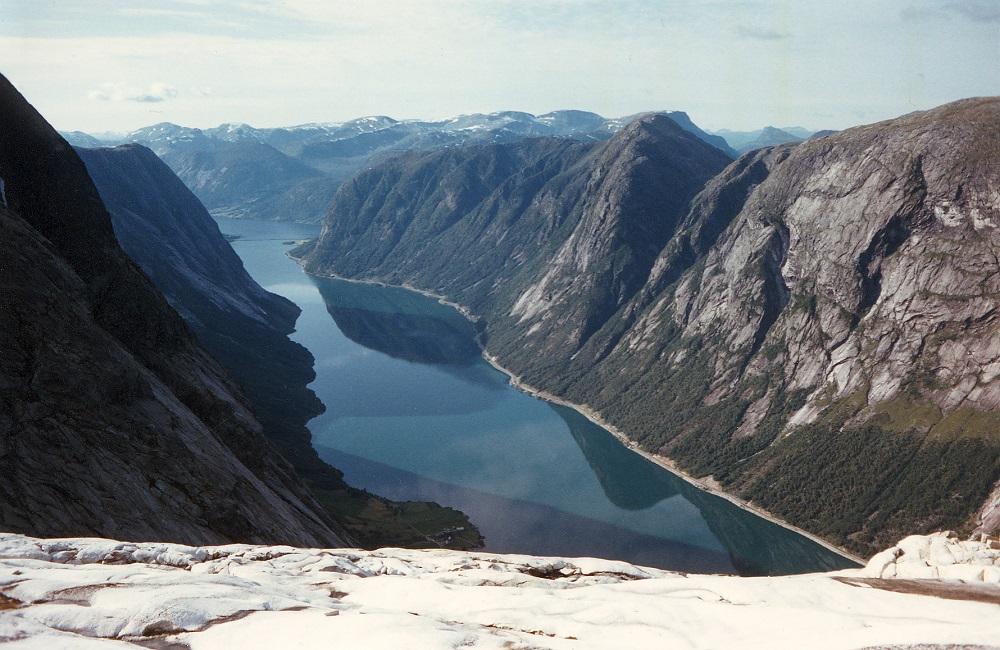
[[88, 81, 179, 103], [736, 25, 792, 40]]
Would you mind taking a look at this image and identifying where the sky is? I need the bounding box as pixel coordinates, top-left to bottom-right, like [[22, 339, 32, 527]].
[[1, 0, 998, 134]]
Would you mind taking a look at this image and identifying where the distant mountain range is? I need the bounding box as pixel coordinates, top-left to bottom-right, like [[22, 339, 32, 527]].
[[712, 126, 814, 153], [61, 109, 736, 223]]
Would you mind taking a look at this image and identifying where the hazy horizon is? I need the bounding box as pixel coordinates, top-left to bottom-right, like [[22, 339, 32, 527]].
[[55, 109, 821, 140], [3, 0, 999, 134]]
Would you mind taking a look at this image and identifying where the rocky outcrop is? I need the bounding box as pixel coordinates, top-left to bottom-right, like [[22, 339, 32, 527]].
[[864, 531, 1000, 583], [304, 97, 1000, 555], [0, 73, 347, 547], [2, 531, 998, 649]]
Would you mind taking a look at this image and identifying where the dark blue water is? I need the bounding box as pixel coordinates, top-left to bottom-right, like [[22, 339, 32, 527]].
[[220, 218, 857, 576]]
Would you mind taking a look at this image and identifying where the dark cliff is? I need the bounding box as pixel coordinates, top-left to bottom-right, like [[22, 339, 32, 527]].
[[0, 73, 347, 546], [77, 144, 339, 490]]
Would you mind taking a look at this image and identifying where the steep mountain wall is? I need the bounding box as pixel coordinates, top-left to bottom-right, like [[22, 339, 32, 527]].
[[304, 98, 1000, 554], [302, 115, 731, 354], [571, 98, 1000, 553], [77, 144, 335, 487], [0, 73, 347, 547]]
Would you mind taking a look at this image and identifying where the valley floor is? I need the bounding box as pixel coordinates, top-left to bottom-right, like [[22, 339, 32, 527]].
[[1, 532, 998, 649]]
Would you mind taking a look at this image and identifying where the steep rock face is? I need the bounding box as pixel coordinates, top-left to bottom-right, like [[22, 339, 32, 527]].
[[300, 135, 597, 311], [499, 116, 734, 356], [162, 141, 324, 220], [304, 98, 1000, 555], [77, 145, 298, 330], [0, 73, 346, 546], [76, 144, 337, 489], [579, 98, 1000, 553], [303, 114, 732, 364]]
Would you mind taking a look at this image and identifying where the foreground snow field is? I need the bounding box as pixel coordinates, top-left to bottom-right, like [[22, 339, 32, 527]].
[[1, 532, 998, 649]]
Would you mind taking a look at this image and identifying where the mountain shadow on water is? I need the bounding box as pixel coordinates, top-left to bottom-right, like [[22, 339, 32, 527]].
[[554, 405, 679, 510], [312, 276, 482, 366], [555, 404, 856, 574], [673, 478, 858, 575]]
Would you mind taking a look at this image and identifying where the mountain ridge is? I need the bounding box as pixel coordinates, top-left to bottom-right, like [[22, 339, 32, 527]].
[[714, 125, 810, 152], [302, 96, 1000, 555], [61, 109, 734, 223]]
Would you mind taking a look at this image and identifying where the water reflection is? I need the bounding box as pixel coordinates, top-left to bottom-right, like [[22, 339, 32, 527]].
[[313, 279, 856, 575], [219, 218, 859, 576], [555, 406, 679, 510], [674, 481, 850, 575], [313, 277, 481, 365], [302, 277, 504, 419], [312, 276, 505, 394], [554, 404, 849, 574], [316, 445, 736, 574]]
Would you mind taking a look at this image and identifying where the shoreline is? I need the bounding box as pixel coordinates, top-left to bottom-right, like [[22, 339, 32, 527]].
[[291, 255, 864, 566]]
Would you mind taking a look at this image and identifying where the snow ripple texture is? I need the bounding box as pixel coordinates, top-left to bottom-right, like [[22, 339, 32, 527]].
[[1, 532, 998, 649]]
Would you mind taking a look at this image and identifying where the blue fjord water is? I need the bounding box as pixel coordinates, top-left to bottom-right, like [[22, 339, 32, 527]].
[[220, 218, 857, 576]]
